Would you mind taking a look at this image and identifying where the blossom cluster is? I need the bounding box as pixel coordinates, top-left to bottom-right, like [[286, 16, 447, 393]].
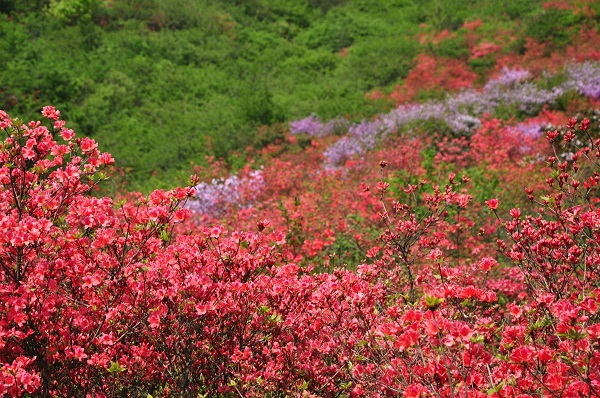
[[289, 113, 324, 136], [185, 168, 264, 217], [296, 61, 600, 166], [562, 61, 600, 99], [515, 120, 544, 139], [322, 119, 385, 165], [196, 64, 559, 218], [289, 114, 351, 137], [2, 107, 600, 396]]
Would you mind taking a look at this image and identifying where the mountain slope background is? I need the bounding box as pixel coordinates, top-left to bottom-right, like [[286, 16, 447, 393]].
[[0, 0, 599, 192]]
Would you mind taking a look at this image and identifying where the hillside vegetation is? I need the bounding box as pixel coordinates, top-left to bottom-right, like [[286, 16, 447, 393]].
[[2, 0, 596, 191], [4, 0, 600, 396]]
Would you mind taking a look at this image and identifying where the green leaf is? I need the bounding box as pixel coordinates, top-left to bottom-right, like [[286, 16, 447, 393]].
[[424, 295, 445, 311], [299, 380, 309, 390], [258, 305, 270, 314], [470, 334, 485, 344], [160, 229, 171, 242], [107, 360, 126, 374], [487, 380, 505, 395]]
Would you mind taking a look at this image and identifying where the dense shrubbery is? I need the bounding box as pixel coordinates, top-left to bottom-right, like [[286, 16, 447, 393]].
[[2, 98, 600, 396], [3, 1, 600, 396], [1, 0, 589, 191], [285, 60, 600, 168]]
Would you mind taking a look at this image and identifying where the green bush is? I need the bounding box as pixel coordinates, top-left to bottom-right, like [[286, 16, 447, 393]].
[[48, 0, 106, 24], [435, 34, 469, 59], [468, 56, 496, 76], [106, 0, 157, 24], [296, 10, 376, 52], [308, 0, 348, 13], [523, 6, 578, 49], [414, 0, 469, 31], [0, 0, 589, 194], [340, 35, 418, 90], [239, 83, 285, 126], [0, 0, 51, 15]]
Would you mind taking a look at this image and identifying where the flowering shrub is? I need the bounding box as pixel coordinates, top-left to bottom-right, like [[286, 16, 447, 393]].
[[0, 109, 195, 396], [333, 116, 600, 396], [320, 62, 600, 167], [563, 61, 600, 99], [185, 166, 264, 218], [2, 104, 600, 396], [322, 120, 386, 167], [290, 60, 600, 169], [289, 114, 324, 136]]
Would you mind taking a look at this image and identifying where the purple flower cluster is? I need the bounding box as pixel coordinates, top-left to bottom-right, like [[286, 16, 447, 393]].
[[512, 121, 545, 153], [185, 169, 264, 217], [484, 67, 530, 91], [186, 61, 600, 216], [289, 114, 324, 136], [323, 62, 600, 166], [322, 119, 386, 165], [323, 136, 364, 166], [563, 61, 600, 99], [515, 122, 544, 140], [482, 68, 565, 113]]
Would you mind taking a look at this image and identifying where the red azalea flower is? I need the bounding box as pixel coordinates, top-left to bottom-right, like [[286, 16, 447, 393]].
[[485, 198, 499, 210]]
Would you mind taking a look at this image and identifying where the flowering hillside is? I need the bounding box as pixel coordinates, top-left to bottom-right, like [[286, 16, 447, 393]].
[[2, 0, 600, 191], [3, 69, 600, 397], [3, 1, 600, 397]]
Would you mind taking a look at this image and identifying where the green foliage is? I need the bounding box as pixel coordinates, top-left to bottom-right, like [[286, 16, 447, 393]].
[[415, 0, 545, 26], [322, 231, 365, 271], [464, 166, 499, 204], [278, 198, 306, 256], [415, 88, 447, 103], [0, 0, 51, 15], [151, 0, 210, 30], [414, 0, 468, 31], [492, 103, 530, 122], [48, 0, 106, 24], [522, 6, 579, 49], [106, 0, 156, 23], [500, 0, 545, 19], [412, 118, 456, 139], [434, 35, 469, 59], [296, 10, 375, 52], [252, 124, 287, 149], [74, 69, 138, 136], [239, 83, 285, 127], [539, 71, 580, 112], [0, 0, 578, 193], [468, 56, 496, 76], [4, 0, 410, 192], [294, 133, 313, 150], [307, 0, 348, 13], [339, 35, 418, 90]]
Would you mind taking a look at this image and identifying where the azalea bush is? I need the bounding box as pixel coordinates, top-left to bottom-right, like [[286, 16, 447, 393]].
[[343, 117, 600, 396], [0, 108, 195, 396], [1, 106, 600, 397]]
